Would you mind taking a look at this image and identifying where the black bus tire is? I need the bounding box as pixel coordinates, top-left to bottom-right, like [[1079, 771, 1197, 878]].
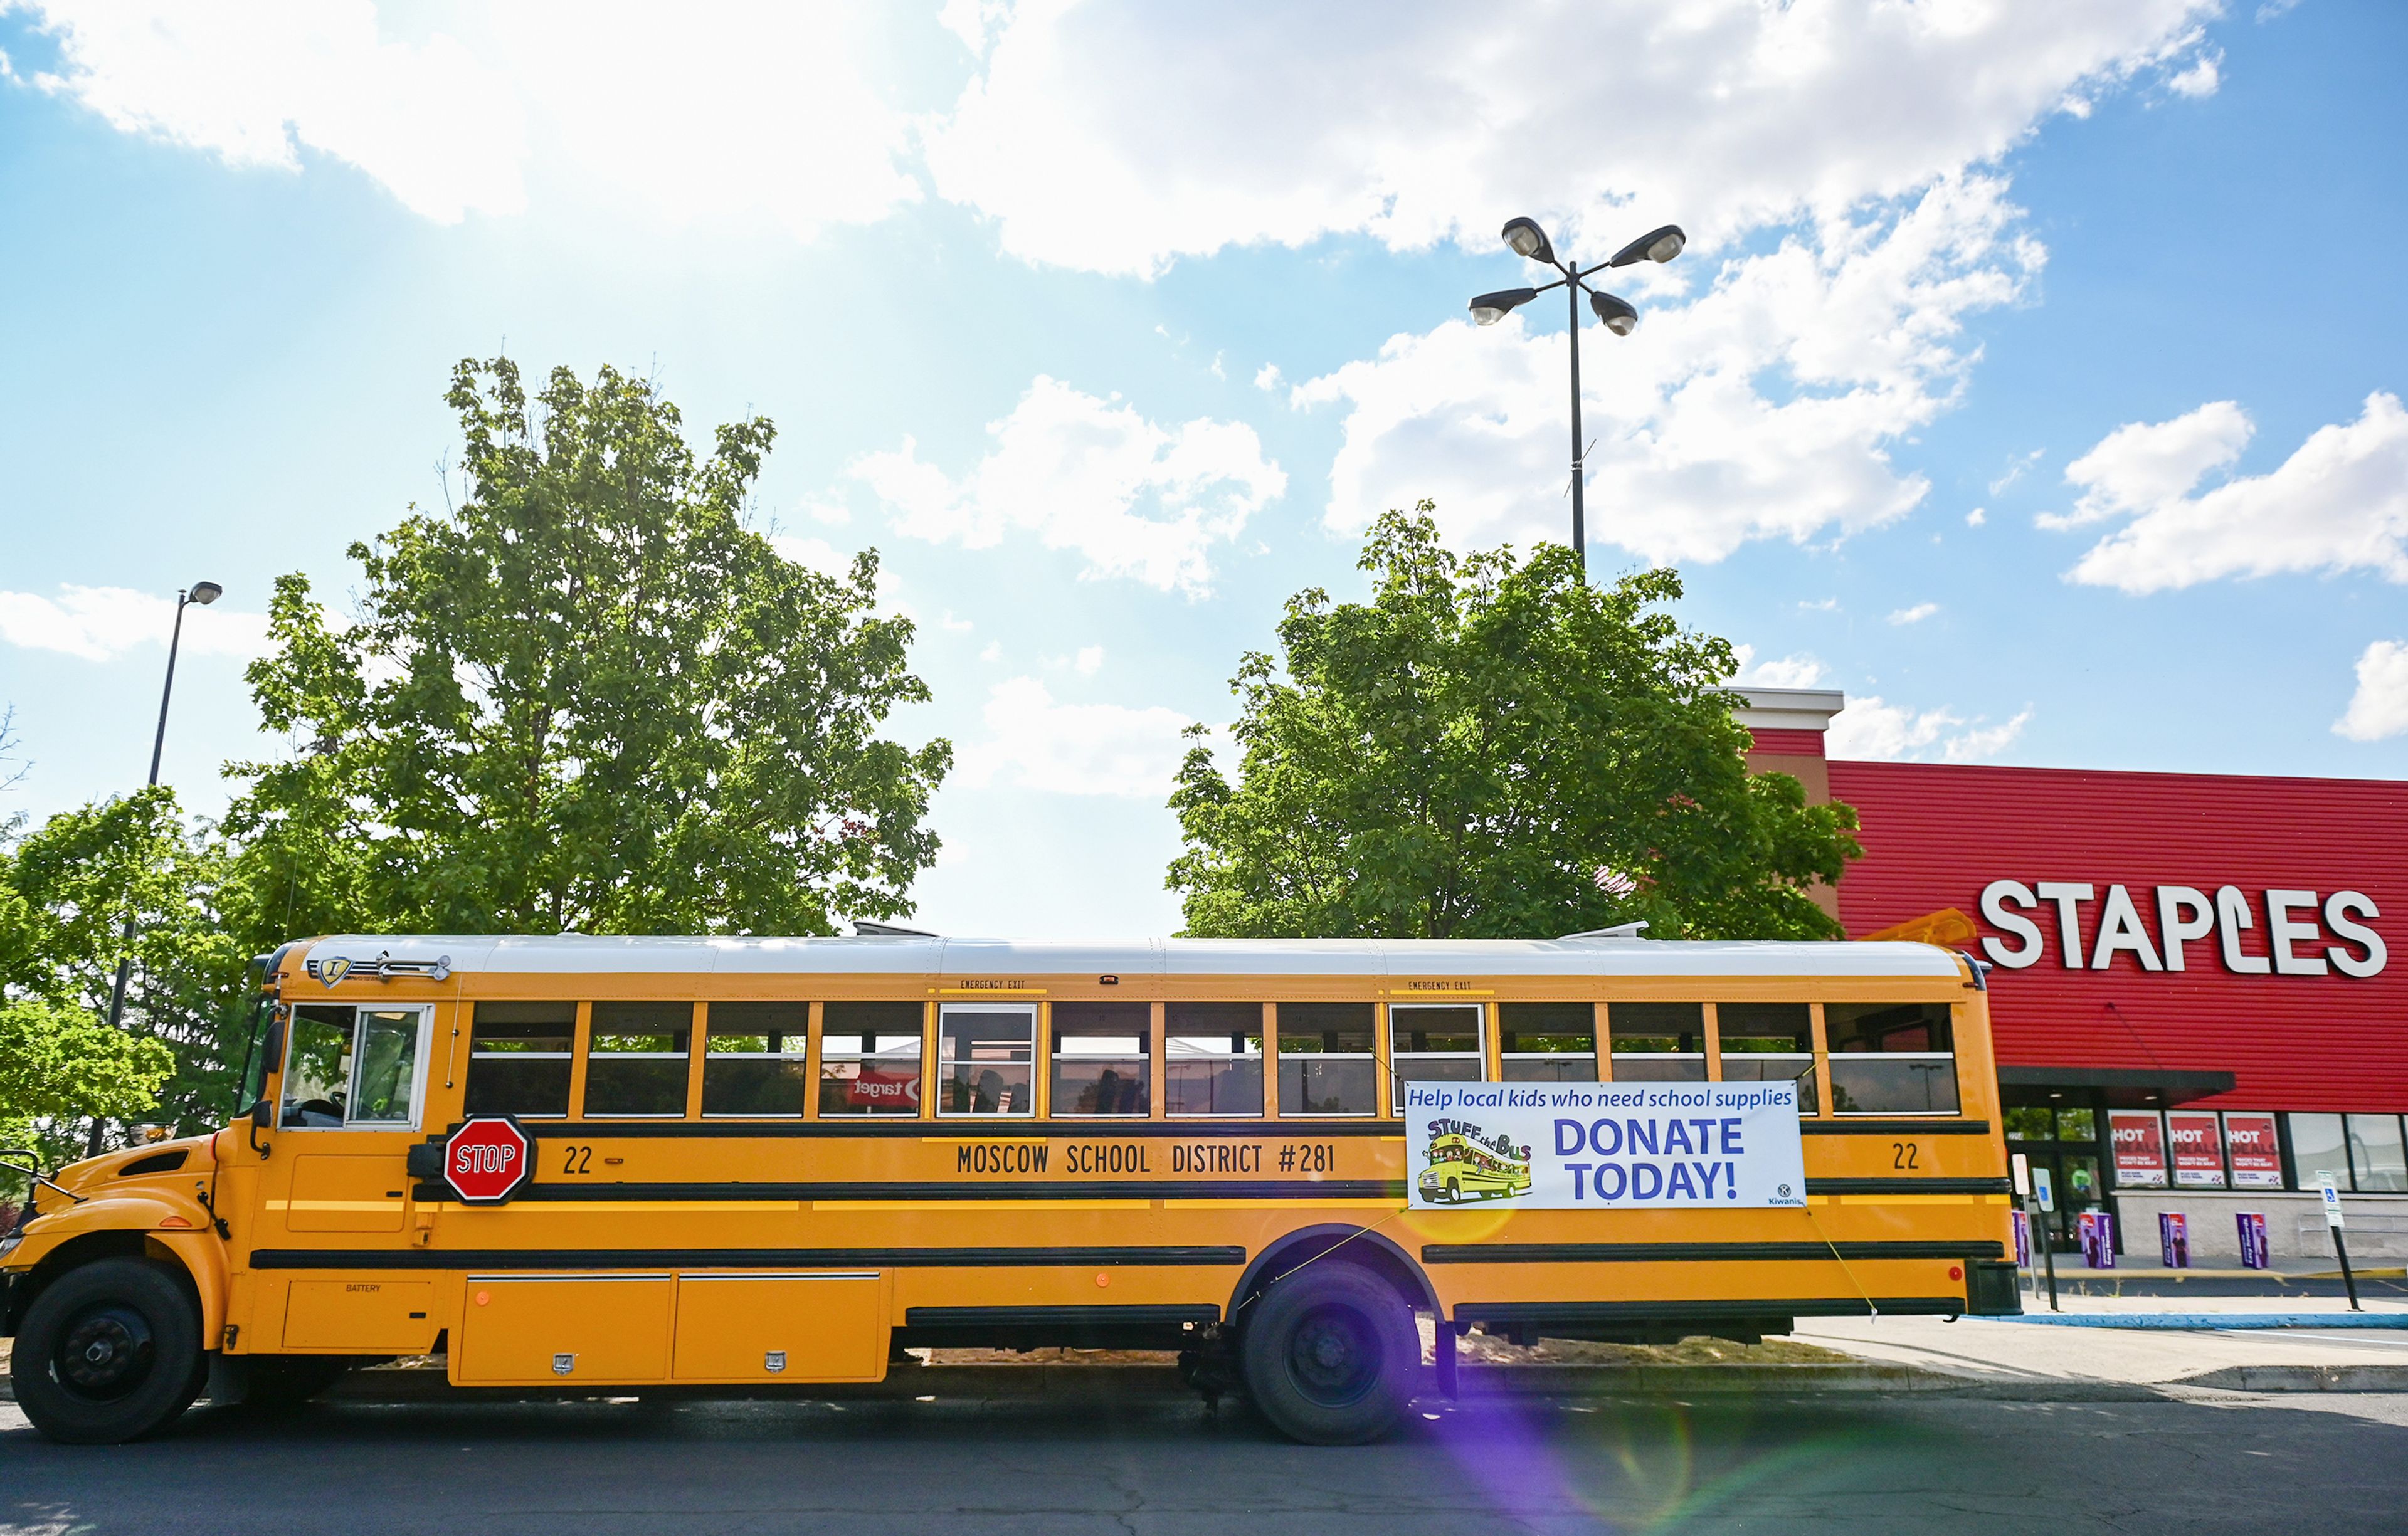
[[12, 1258, 204, 1444], [1237, 1262, 1420, 1444], [1445, 1178, 1460, 1202]]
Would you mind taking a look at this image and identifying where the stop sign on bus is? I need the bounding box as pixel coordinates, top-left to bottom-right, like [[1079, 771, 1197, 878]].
[[443, 1116, 534, 1204]]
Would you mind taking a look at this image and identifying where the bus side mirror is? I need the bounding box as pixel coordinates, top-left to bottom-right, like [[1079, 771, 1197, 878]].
[[248, 1098, 275, 1157]]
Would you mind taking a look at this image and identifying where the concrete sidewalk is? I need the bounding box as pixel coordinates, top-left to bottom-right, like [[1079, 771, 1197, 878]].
[[1795, 1295, 2408, 1392]]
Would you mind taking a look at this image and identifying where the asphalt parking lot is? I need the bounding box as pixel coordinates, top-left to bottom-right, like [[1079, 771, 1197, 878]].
[[6, 1386, 2405, 1535]]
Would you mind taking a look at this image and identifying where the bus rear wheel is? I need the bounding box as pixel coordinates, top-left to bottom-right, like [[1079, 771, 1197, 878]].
[[1238, 1263, 1419, 1444], [12, 1258, 203, 1444]]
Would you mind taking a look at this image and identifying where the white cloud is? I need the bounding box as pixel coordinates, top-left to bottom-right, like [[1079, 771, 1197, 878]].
[[1965, 507, 1987, 526], [979, 640, 1003, 663], [1073, 644, 1104, 677], [926, 1, 2215, 277], [8, 1, 918, 236], [1295, 175, 2035, 563], [842, 375, 1286, 592], [1800, 597, 1840, 613], [2061, 393, 2408, 592], [956, 676, 1191, 797], [1988, 448, 2044, 496], [2045, 399, 2251, 530], [2165, 50, 2221, 98], [1888, 602, 1940, 625], [2335, 640, 2408, 742], [1732, 646, 1828, 688], [1253, 363, 1282, 392], [0, 584, 271, 662], [1829, 696, 2032, 762], [941, 611, 975, 633]]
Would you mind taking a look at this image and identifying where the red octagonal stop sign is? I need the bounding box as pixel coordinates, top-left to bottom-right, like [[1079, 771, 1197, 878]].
[[442, 1116, 534, 1204]]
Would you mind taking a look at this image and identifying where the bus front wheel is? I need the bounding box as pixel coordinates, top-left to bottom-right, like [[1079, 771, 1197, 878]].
[[1445, 1179, 1460, 1202], [1237, 1263, 1419, 1444], [12, 1258, 204, 1444]]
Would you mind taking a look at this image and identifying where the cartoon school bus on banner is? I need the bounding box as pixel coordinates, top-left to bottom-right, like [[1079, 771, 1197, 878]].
[[1, 932, 2017, 1446], [1418, 1131, 1533, 1203]]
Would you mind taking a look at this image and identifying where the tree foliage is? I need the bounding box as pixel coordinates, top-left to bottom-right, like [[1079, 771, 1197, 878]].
[[1167, 507, 1859, 940], [0, 789, 218, 1180], [221, 357, 951, 937]]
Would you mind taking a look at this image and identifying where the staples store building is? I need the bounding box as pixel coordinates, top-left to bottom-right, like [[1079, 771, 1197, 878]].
[[1741, 688, 2408, 1263]]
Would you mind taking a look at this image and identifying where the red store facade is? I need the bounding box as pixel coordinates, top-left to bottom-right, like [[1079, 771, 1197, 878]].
[[1740, 688, 2408, 1263]]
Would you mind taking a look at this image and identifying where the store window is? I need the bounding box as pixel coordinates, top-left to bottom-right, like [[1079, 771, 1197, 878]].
[[2004, 1107, 2054, 1141], [1164, 1002, 1263, 1116], [2287, 1112, 2349, 1191], [1824, 1002, 1958, 1115], [1608, 1002, 1706, 1082], [1714, 1001, 1817, 1112], [818, 1001, 923, 1116], [1278, 1002, 1376, 1116], [1052, 1001, 1151, 1117], [938, 1003, 1035, 1116], [1499, 1002, 1597, 1083], [2347, 1114, 2408, 1194], [1389, 1003, 1484, 1110], [463, 1001, 576, 1118], [702, 1001, 811, 1117], [584, 1001, 693, 1117]]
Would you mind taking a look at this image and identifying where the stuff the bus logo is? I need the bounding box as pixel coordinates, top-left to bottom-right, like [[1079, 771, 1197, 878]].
[[1417, 1118, 1534, 1204]]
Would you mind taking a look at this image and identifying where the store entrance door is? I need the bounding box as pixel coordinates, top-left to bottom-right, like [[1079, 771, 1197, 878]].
[[2007, 1105, 2107, 1252]]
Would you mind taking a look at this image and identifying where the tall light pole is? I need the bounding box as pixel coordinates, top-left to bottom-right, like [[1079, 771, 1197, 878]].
[[1468, 217, 1686, 579], [89, 580, 222, 1155]]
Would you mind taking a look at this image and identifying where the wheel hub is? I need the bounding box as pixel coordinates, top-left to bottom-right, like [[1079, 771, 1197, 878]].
[[1287, 1305, 1377, 1406], [58, 1305, 156, 1400]]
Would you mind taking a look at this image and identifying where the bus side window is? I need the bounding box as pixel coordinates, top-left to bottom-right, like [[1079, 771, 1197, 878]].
[[702, 1001, 811, 1117], [819, 1001, 924, 1116], [281, 1005, 356, 1126], [1499, 1002, 1597, 1083], [1389, 1004, 1484, 1111], [584, 1001, 694, 1117], [465, 1001, 575, 1118], [1716, 1002, 1817, 1113], [1277, 1003, 1376, 1117], [1608, 1002, 1707, 1082], [1051, 1001, 1151, 1116], [1163, 1003, 1263, 1117], [1825, 1002, 1958, 1115]]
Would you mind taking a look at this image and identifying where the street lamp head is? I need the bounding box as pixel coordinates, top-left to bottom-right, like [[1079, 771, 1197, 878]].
[[1607, 223, 1687, 268], [187, 581, 223, 606], [1501, 216, 1555, 265], [1468, 287, 1538, 327], [1590, 291, 1639, 336]]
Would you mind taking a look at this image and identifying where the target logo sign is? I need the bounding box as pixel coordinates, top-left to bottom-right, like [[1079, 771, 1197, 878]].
[[442, 1117, 534, 1204]]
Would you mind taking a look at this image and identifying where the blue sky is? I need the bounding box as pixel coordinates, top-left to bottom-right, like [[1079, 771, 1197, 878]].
[[3, 1, 2404, 938]]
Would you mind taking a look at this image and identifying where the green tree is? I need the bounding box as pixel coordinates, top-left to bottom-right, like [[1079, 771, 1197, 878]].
[[1166, 506, 1859, 940], [221, 356, 951, 939], [0, 789, 227, 1177]]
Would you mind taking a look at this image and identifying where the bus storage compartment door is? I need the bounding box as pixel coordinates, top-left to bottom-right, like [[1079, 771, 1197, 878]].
[[282, 1278, 440, 1352], [286, 1155, 408, 1233], [455, 1276, 673, 1384], [672, 1273, 887, 1382]]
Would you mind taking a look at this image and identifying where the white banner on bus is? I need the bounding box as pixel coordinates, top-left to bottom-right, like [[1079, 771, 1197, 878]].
[[1403, 1080, 1809, 1211]]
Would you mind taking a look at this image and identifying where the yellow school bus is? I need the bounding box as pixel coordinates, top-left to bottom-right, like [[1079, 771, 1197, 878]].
[[1, 932, 2017, 1444], [1418, 1134, 1532, 1203]]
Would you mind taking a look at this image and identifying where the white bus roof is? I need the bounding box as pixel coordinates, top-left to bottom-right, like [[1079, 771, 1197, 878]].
[[295, 934, 1968, 981]]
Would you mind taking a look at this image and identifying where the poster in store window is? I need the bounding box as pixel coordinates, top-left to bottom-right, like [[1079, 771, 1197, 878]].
[[2167, 1110, 2227, 1189], [2107, 1110, 2168, 1189], [2223, 1113, 2284, 1190]]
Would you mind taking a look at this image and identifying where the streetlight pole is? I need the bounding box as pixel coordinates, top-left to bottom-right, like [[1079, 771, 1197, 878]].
[[1469, 216, 1687, 580], [88, 580, 221, 1156]]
